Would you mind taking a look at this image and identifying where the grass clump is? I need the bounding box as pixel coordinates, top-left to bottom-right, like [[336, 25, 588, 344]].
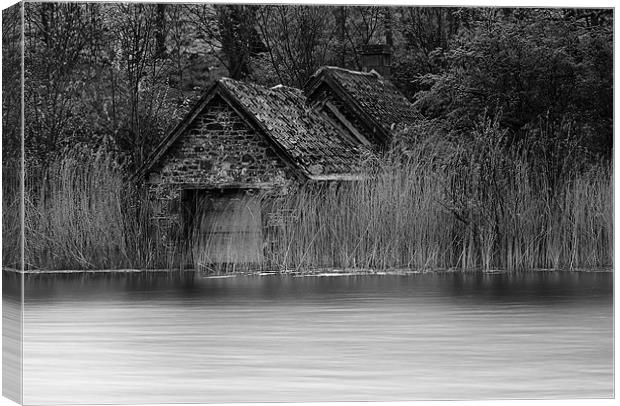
[[22, 150, 185, 270]]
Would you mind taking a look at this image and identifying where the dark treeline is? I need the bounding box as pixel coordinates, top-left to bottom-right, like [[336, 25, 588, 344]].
[[4, 4, 611, 170]]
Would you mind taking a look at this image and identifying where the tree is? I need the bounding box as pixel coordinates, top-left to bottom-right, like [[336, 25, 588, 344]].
[[414, 8, 613, 157], [24, 3, 191, 169], [2, 4, 22, 163], [19, 5, 612, 171], [24, 2, 100, 163], [390, 7, 461, 99], [186, 4, 264, 81], [257, 5, 337, 87]]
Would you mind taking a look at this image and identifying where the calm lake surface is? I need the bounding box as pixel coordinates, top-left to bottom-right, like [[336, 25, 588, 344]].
[[3, 270, 614, 404]]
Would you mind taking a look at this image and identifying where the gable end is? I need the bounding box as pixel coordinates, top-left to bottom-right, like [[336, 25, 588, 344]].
[[305, 70, 393, 148], [137, 82, 307, 184], [144, 95, 297, 188]]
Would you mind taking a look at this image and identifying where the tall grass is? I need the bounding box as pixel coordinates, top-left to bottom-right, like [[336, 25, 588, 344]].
[[263, 119, 613, 271], [262, 161, 611, 271], [22, 151, 186, 270], [15, 120, 613, 271], [263, 165, 451, 270], [2, 161, 22, 269]]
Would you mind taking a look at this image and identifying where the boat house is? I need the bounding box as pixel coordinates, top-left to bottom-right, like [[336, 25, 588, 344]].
[[137, 60, 419, 267]]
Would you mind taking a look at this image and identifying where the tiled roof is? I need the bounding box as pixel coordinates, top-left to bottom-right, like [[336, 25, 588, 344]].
[[308, 66, 421, 136], [218, 78, 370, 178]]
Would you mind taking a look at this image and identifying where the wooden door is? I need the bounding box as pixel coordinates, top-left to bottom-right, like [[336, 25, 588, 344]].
[[192, 191, 263, 267]]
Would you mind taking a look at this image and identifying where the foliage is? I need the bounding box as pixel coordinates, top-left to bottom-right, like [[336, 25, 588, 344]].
[[19, 5, 612, 168], [23, 3, 192, 169], [2, 4, 23, 269], [256, 6, 338, 88], [414, 8, 613, 156], [8, 5, 613, 271], [185, 4, 265, 81], [2, 4, 22, 163], [13, 116, 612, 271]]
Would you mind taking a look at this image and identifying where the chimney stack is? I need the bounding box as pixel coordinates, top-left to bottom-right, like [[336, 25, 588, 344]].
[[359, 44, 392, 79]]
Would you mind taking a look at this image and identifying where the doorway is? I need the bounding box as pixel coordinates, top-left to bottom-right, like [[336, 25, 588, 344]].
[[182, 189, 263, 269]]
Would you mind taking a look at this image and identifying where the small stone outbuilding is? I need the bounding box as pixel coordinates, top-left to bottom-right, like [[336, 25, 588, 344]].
[[137, 65, 418, 267]]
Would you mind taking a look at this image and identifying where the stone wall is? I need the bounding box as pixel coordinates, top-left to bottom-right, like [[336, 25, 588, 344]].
[[144, 95, 296, 237], [149, 96, 293, 186]]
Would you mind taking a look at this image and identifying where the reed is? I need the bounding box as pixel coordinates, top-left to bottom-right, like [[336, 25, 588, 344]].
[[2, 161, 22, 269], [22, 151, 184, 270], [264, 163, 458, 270], [16, 125, 612, 271], [263, 121, 613, 271], [262, 161, 611, 271]]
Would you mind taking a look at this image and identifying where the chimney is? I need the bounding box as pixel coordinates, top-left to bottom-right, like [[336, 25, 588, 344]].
[[359, 44, 392, 79]]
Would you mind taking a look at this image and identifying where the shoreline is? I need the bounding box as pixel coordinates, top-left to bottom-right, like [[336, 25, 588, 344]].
[[3, 267, 613, 276]]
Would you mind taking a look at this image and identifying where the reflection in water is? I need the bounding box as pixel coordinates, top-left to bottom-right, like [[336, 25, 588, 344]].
[[6, 270, 614, 404]]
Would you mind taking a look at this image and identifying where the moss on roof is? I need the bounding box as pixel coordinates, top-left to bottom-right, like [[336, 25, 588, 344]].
[[219, 77, 370, 178], [306, 66, 421, 138]]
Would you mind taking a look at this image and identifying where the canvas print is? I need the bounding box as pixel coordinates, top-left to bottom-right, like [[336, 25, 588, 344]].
[[2, 2, 614, 404]]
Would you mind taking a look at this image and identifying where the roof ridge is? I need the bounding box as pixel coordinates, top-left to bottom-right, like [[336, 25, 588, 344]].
[[315, 66, 378, 77], [220, 77, 303, 97], [368, 69, 383, 80], [270, 83, 304, 95]]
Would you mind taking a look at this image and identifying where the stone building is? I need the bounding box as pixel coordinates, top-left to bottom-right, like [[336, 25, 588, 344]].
[[137, 61, 419, 267]]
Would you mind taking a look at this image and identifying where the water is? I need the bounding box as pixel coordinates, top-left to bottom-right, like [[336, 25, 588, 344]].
[[3, 270, 613, 404]]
